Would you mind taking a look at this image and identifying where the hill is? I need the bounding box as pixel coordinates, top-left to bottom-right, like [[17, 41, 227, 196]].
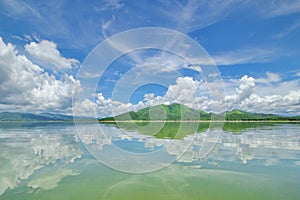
[[225, 109, 284, 121], [102, 103, 201, 121], [120, 103, 200, 121], [0, 112, 74, 121], [99, 103, 300, 121]]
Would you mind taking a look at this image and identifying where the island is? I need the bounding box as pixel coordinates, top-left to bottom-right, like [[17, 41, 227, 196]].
[[99, 103, 300, 122]]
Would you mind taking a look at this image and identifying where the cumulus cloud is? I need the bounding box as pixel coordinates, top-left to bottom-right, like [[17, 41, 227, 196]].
[[144, 93, 155, 101], [98, 93, 145, 117], [81, 73, 300, 117], [224, 74, 300, 115], [30, 74, 81, 110], [164, 77, 202, 104], [73, 98, 96, 117], [74, 93, 146, 118], [0, 37, 81, 111], [236, 75, 255, 101], [25, 40, 79, 71], [74, 76, 209, 117], [3, 36, 298, 116]]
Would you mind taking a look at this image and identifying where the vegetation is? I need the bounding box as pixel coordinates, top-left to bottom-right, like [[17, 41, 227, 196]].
[[1, 103, 299, 122], [225, 109, 288, 121], [99, 103, 300, 139], [109, 103, 200, 121], [99, 103, 300, 122]]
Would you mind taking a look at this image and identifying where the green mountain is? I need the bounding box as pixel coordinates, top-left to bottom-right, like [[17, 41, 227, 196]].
[[99, 103, 300, 121], [0, 112, 74, 121], [102, 103, 201, 121], [98, 104, 300, 139], [225, 109, 279, 121]]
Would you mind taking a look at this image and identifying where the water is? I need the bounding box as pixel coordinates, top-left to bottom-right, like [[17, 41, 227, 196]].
[[0, 122, 299, 199]]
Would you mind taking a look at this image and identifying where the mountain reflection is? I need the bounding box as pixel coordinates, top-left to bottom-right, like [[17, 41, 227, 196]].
[[78, 122, 300, 166], [114, 121, 279, 139]]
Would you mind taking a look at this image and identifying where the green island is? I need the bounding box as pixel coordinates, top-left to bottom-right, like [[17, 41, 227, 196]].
[[1, 103, 298, 122], [99, 103, 300, 122], [1, 103, 299, 139], [98, 103, 300, 139]]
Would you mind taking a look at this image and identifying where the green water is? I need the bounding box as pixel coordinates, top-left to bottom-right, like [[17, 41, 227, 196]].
[[2, 161, 299, 200], [0, 122, 300, 199]]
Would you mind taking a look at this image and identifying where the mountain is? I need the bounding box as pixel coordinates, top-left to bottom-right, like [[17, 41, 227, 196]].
[[0, 112, 74, 121], [99, 104, 300, 121], [102, 103, 200, 121], [225, 109, 281, 121]]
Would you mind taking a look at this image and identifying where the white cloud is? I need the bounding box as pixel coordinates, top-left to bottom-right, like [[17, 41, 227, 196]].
[[264, 0, 300, 18], [256, 78, 299, 97], [212, 48, 275, 65], [1, 0, 40, 18], [224, 74, 300, 115], [238, 91, 300, 114], [0, 37, 81, 112], [256, 72, 281, 84], [128, 51, 205, 75], [73, 98, 96, 117], [137, 47, 275, 67], [25, 40, 79, 71], [12, 34, 40, 43], [164, 77, 202, 104], [144, 93, 155, 101], [236, 75, 255, 101], [95, 71, 300, 117], [135, 53, 188, 73], [29, 74, 81, 110], [187, 65, 203, 73], [74, 93, 146, 118]]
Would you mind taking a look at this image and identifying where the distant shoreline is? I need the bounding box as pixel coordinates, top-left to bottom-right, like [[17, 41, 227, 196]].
[[0, 120, 75, 122]]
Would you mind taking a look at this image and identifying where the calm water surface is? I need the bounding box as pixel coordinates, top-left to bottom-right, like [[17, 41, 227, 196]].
[[0, 122, 299, 200]]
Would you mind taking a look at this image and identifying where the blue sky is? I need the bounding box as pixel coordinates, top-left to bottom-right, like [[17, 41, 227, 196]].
[[0, 0, 300, 116]]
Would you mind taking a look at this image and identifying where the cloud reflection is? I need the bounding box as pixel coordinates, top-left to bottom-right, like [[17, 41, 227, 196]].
[[0, 123, 82, 195], [78, 122, 300, 171]]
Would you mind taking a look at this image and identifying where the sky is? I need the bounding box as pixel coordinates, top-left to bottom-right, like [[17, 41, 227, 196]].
[[0, 0, 300, 117]]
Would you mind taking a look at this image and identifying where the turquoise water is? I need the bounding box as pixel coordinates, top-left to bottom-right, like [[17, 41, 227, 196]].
[[0, 122, 299, 199]]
